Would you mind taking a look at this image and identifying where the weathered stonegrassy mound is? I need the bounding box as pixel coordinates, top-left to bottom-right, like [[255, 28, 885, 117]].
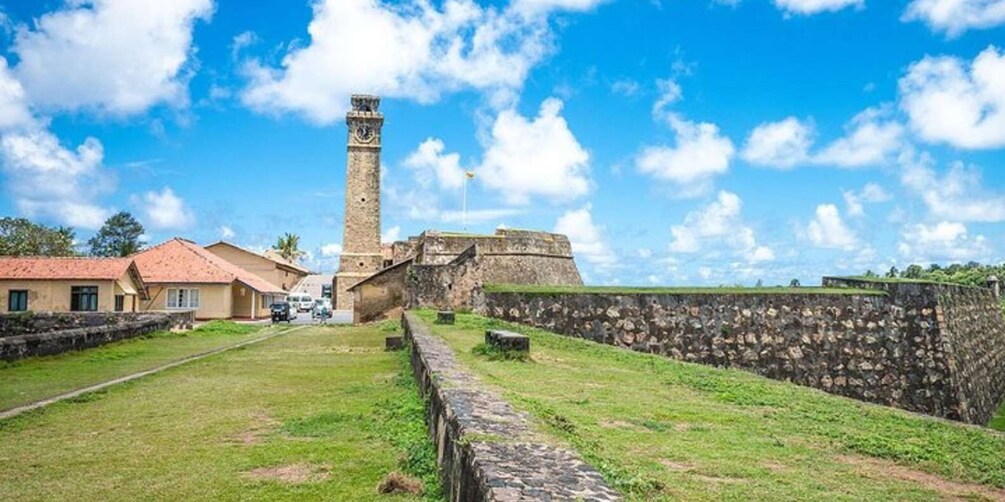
[[419, 310, 1005, 501]]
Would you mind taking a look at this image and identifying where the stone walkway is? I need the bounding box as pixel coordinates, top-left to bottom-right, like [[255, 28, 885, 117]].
[[404, 312, 621, 501]]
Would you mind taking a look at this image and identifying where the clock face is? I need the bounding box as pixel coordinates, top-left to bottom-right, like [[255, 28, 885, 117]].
[[355, 124, 374, 143]]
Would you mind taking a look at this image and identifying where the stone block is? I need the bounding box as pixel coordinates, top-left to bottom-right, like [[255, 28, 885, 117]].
[[485, 329, 530, 352], [385, 335, 404, 351], [436, 310, 456, 325]]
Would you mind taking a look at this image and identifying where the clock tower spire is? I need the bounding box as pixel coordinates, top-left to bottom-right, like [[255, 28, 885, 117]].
[[334, 94, 384, 311]]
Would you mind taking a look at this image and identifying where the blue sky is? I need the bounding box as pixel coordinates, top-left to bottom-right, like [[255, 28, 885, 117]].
[[1, 0, 1004, 286]]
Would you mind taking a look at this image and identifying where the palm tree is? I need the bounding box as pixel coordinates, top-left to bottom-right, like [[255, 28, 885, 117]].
[[273, 233, 306, 263]]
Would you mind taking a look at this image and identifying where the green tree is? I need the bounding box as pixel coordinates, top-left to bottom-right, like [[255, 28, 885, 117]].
[[0, 217, 76, 256], [789, 279, 801, 287], [903, 264, 924, 279], [273, 233, 306, 263], [886, 266, 899, 278], [88, 211, 144, 257]]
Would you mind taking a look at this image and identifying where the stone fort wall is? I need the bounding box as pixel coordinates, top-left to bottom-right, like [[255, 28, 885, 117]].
[[481, 279, 1005, 425]]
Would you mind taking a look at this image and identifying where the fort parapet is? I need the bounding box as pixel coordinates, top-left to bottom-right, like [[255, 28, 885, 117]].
[[480, 278, 1005, 425]]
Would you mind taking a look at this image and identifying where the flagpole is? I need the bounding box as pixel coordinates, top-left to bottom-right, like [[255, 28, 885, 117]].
[[462, 174, 468, 231]]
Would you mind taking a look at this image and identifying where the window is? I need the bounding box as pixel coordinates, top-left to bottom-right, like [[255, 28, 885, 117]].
[[166, 288, 200, 309], [115, 295, 125, 312], [70, 286, 98, 312], [8, 290, 28, 312]]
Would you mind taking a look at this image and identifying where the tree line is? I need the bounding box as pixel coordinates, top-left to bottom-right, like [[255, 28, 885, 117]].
[[1, 214, 307, 263], [860, 263, 1004, 288]]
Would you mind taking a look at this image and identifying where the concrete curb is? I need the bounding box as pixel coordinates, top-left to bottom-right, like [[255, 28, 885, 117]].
[[0, 325, 308, 420]]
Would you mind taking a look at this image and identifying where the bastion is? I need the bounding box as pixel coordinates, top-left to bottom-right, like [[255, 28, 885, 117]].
[[349, 228, 582, 323], [480, 278, 1005, 425]]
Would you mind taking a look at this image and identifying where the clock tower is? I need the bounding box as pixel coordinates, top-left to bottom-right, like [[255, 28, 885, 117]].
[[334, 94, 384, 311]]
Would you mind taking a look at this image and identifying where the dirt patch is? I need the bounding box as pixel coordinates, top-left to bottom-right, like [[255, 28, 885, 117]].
[[376, 471, 423, 495], [598, 419, 643, 430], [660, 460, 694, 472], [761, 461, 787, 472], [326, 346, 383, 354], [244, 463, 331, 484], [840, 455, 1005, 501], [673, 423, 692, 432], [226, 410, 277, 445]]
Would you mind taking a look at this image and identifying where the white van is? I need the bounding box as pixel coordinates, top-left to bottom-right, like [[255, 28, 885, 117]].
[[287, 293, 314, 312]]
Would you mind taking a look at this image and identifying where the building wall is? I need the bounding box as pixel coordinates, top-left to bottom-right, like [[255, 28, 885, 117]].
[[407, 246, 484, 311], [352, 260, 410, 323], [140, 283, 233, 320], [0, 279, 121, 313], [482, 280, 1005, 425], [205, 245, 304, 291], [231, 283, 274, 319]]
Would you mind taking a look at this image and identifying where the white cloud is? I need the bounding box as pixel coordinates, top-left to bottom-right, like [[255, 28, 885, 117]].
[[899, 150, 1005, 222], [843, 183, 889, 217], [637, 248, 653, 258], [611, 78, 640, 97], [651, 78, 683, 119], [741, 116, 812, 169], [12, 0, 213, 116], [320, 243, 343, 257], [140, 187, 195, 230], [669, 191, 774, 263], [512, 0, 607, 16], [240, 0, 601, 124], [742, 108, 903, 169], [381, 225, 402, 244], [813, 107, 904, 167], [637, 113, 735, 197], [0, 129, 112, 229], [440, 208, 522, 224], [903, 0, 1005, 37], [898, 222, 991, 263], [404, 138, 466, 191], [0, 58, 34, 130], [806, 204, 857, 249], [773, 0, 863, 15], [220, 226, 236, 239], [231, 31, 257, 60], [478, 98, 590, 204], [899, 46, 1005, 149], [554, 205, 617, 268]]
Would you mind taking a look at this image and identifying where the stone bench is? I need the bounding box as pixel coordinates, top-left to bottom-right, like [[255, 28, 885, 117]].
[[436, 310, 455, 325], [485, 329, 530, 352], [385, 335, 404, 351]]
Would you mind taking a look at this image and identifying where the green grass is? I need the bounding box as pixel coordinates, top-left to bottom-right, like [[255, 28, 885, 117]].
[[0, 324, 442, 501], [418, 310, 1005, 501], [837, 276, 985, 288], [482, 283, 885, 296], [992, 402, 1005, 432], [0, 320, 266, 411]]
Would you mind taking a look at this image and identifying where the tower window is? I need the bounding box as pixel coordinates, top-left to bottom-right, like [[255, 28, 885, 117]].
[[360, 197, 366, 203]]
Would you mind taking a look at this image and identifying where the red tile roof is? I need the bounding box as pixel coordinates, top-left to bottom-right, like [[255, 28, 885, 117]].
[[131, 238, 283, 293], [0, 256, 134, 280]]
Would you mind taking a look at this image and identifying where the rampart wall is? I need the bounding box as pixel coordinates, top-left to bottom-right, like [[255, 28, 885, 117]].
[[0, 311, 195, 361], [482, 280, 1005, 425]]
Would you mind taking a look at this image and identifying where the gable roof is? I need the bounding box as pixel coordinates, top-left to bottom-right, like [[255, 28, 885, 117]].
[[205, 241, 310, 274], [0, 256, 134, 280], [261, 248, 311, 274], [132, 238, 284, 294]]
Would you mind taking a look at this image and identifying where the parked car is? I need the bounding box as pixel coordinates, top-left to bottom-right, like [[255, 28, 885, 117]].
[[287, 293, 314, 312], [270, 302, 293, 324], [312, 298, 333, 319]]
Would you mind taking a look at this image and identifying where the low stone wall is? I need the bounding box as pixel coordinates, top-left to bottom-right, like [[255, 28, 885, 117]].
[[0, 311, 194, 361], [482, 281, 1005, 425], [352, 260, 411, 324], [402, 312, 619, 501]]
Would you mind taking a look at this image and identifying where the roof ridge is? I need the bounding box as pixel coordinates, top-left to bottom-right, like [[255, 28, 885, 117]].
[[175, 239, 240, 282]]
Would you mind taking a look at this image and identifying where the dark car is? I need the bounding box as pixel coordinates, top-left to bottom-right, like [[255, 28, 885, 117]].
[[270, 302, 293, 324]]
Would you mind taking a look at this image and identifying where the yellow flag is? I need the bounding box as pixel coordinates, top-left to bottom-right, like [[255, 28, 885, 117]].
[[465, 171, 476, 179]]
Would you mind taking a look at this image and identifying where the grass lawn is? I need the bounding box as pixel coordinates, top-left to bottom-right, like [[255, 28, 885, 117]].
[[0, 321, 268, 411], [419, 310, 1005, 501], [0, 323, 441, 501], [992, 402, 1005, 433], [482, 283, 885, 296]]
